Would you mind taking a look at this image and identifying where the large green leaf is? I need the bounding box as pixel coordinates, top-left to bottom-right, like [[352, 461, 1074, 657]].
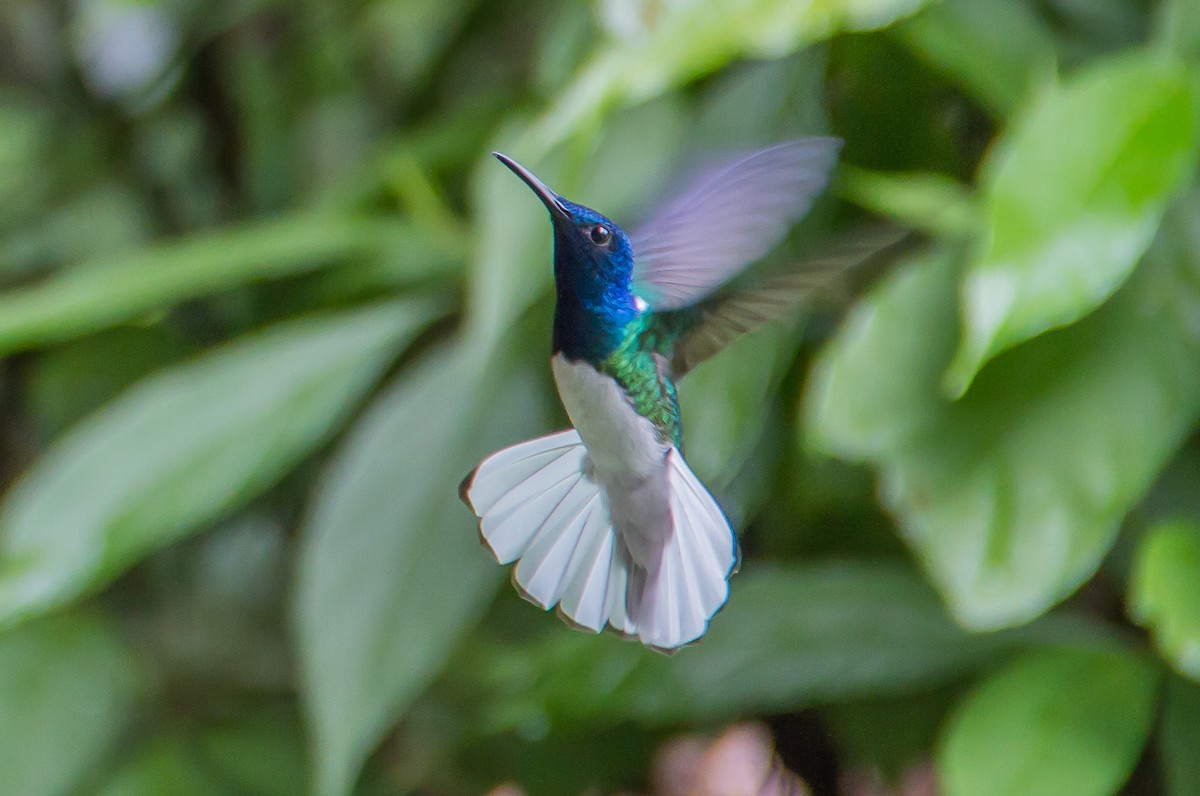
[[838, 167, 977, 237], [945, 52, 1200, 395], [462, 563, 1110, 733], [26, 327, 192, 440], [1162, 676, 1200, 796], [806, 230, 1200, 628], [294, 342, 554, 796], [0, 215, 455, 356], [530, 0, 939, 151], [895, 0, 1057, 117], [0, 615, 140, 796], [0, 301, 437, 626], [937, 648, 1160, 796], [1129, 520, 1200, 681], [1157, 0, 1200, 61]]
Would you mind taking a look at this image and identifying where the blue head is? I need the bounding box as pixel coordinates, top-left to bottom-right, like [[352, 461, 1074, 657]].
[[494, 153, 640, 362]]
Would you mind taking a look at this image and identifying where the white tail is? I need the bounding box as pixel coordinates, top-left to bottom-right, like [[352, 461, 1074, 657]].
[[460, 430, 738, 650]]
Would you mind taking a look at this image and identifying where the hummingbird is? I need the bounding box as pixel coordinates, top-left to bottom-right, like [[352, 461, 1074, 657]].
[[460, 139, 843, 651]]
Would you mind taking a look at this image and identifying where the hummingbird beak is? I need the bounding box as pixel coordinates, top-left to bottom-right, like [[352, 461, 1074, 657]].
[[493, 152, 571, 221]]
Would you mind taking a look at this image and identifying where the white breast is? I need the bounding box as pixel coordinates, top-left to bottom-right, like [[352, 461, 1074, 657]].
[[550, 355, 668, 481], [550, 354, 673, 566]]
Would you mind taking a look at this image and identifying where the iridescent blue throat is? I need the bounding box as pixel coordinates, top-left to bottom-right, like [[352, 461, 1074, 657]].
[[551, 201, 640, 363]]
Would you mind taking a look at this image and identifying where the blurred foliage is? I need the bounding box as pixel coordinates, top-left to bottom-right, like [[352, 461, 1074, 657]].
[[1, 0, 1200, 794]]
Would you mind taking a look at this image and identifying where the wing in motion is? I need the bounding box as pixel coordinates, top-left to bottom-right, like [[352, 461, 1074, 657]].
[[651, 224, 911, 376], [630, 138, 843, 310]]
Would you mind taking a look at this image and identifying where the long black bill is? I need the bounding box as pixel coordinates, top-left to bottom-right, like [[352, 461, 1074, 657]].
[[492, 152, 570, 220]]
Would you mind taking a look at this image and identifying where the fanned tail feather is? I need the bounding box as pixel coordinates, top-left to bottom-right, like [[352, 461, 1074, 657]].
[[461, 432, 738, 650], [634, 449, 739, 650], [461, 430, 615, 633]]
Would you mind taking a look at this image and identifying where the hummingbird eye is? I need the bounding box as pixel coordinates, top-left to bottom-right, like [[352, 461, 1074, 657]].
[[587, 225, 612, 246]]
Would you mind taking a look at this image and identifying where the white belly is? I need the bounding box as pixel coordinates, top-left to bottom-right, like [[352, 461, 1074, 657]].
[[550, 355, 667, 482], [551, 355, 673, 565]]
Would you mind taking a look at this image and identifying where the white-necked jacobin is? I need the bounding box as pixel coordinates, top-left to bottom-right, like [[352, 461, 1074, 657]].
[[460, 138, 842, 651]]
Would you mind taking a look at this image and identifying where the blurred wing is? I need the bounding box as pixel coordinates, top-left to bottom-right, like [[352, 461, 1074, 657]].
[[665, 224, 909, 376], [631, 138, 842, 311]]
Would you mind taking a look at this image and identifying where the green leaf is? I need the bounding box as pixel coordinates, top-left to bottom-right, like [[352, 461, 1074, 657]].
[[0, 614, 140, 796], [1156, 0, 1200, 61], [806, 231, 1200, 628], [1162, 676, 1200, 796], [937, 648, 1160, 796], [838, 167, 978, 237], [294, 342, 554, 796], [0, 215, 454, 356], [1130, 520, 1200, 681], [463, 563, 1110, 732], [895, 0, 1057, 117], [0, 301, 438, 626], [945, 52, 1200, 395], [530, 0, 940, 151], [26, 327, 192, 440]]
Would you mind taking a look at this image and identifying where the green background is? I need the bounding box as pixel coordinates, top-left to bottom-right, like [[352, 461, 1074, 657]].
[[1, 0, 1200, 793]]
